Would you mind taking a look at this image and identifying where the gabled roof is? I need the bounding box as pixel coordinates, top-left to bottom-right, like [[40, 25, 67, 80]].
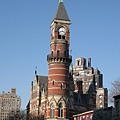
[[73, 92, 86, 107], [54, 1, 70, 21], [87, 81, 96, 94], [36, 75, 48, 90]]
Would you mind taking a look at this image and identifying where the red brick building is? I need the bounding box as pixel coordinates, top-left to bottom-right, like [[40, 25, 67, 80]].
[[29, 1, 108, 120], [73, 110, 93, 120]]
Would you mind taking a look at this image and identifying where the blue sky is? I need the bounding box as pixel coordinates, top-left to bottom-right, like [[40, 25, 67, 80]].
[[0, 0, 120, 109]]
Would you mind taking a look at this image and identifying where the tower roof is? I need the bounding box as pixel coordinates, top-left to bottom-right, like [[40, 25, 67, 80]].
[[54, 1, 70, 21]]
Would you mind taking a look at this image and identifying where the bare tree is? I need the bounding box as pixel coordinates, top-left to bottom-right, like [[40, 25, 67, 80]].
[[109, 79, 120, 103], [8, 110, 26, 120], [8, 110, 44, 120], [27, 113, 44, 120]]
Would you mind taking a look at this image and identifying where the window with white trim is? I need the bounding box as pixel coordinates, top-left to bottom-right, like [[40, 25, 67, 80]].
[[50, 103, 55, 118], [58, 103, 63, 117]]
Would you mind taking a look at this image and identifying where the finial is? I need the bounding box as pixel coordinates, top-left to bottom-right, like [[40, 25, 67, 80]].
[[59, 0, 63, 3], [31, 81, 33, 87], [35, 66, 37, 75]]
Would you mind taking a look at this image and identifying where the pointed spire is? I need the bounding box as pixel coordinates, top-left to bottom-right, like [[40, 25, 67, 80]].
[[54, 1, 70, 21]]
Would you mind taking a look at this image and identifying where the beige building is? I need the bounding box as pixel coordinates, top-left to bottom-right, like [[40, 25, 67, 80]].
[[96, 88, 108, 109], [0, 88, 21, 120]]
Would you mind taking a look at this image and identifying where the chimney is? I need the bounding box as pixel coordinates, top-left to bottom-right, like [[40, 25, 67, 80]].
[[11, 88, 16, 95], [77, 79, 83, 95], [88, 58, 91, 67]]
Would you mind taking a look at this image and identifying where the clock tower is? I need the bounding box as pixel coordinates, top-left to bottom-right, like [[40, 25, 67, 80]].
[[46, 0, 72, 119]]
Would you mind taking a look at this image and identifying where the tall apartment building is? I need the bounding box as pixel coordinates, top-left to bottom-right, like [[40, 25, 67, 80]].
[[29, 1, 108, 120], [73, 58, 108, 109], [0, 88, 21, 120]]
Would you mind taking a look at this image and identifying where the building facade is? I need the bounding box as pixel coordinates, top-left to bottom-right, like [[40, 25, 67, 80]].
[[73, 106, 114, 120], [0, 88, 21, 120], [113, 95, 120, 119], [30, 1, 108, 120], [73, 58, 108, 110], [73, 110, 93, 120]]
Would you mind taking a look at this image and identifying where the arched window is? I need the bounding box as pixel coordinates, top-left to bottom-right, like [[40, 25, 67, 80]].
[[58, 103, 63, 117], [50, 103, 55, 118], [61, 84, 63, 89], [58, 34, 65, 40], [51, 51, 53, 56], [57, 50, 60, 56], [64, 51, 67, 57], [52, 81, 54, 85]]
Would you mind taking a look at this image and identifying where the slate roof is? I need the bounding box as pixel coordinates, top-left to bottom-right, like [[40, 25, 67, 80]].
[[37, 75, 48, 91], [35, 75, 95, 109], [54, 1, 70, 21], [87, 81, 96, 94], [37, 76, 48, 84], [74, 92, 90, 107]]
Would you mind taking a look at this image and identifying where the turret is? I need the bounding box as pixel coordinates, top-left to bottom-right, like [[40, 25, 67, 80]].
[[46, 1, 72, 119]]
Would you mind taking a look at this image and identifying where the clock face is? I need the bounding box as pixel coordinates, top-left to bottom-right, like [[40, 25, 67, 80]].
[[59, 27, 66, 35]]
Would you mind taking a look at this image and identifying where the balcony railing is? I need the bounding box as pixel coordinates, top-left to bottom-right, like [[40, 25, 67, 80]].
[[47, 54, 72, 60]]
